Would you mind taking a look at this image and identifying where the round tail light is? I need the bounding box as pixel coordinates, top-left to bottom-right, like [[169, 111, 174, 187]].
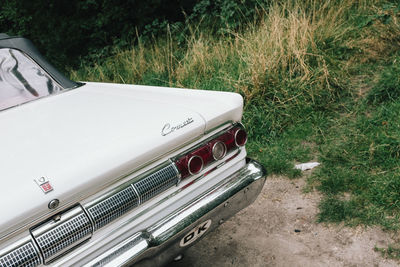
[[188, 155, 204, 175], [234, 128, 247, 146], [175, 124, 247, 179], [212, 141, 227, 160]]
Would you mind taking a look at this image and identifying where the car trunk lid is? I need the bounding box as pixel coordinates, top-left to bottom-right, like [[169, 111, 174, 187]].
[[0, 82, 243, 238]]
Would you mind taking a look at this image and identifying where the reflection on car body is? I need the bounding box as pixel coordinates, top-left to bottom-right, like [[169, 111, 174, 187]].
[[0, 48, 62, 110]]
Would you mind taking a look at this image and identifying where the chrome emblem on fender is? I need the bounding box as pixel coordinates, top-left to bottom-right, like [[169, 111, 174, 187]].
[[161, 117, 194, 136], [34, 177, 54, 194]]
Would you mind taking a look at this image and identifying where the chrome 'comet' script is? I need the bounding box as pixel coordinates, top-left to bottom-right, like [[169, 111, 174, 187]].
[[161, 118, 194, 136]]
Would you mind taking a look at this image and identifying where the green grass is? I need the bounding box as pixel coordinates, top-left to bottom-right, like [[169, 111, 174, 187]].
[[71, 0, 400, 242], [313, 58, 400, 230], [375, 243, 400, 260]]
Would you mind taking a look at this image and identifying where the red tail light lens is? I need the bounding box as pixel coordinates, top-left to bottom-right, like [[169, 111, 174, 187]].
[[234, 128, 247, 146], [217, 131, 236, 151], [191, 145, 213, 166], [175, 157, 190, 178], [175, 147, 211, 178], [175, 125, 247, 179], [188, 155, 204, 175]]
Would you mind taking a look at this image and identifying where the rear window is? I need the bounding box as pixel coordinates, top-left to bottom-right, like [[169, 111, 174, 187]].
[[0, 48, 62, 111]]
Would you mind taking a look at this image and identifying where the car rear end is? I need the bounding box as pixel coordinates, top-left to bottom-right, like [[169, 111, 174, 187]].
[[0, 84, 266, 267]]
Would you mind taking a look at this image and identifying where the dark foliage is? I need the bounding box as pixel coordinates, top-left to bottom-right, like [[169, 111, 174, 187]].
[[0, 0, 197, 69], [0, 0, 268, 70]]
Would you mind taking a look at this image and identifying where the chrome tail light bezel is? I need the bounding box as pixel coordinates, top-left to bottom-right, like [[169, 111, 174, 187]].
[[173, 123, 247, 180]]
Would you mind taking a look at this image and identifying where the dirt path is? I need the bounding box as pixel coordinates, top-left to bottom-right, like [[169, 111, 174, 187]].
[[168, 174, 399, 267]]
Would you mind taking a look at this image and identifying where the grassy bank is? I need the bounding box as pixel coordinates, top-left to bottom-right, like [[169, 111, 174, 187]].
[[72, 0, 358, 176], [72, 0, 400, 248]]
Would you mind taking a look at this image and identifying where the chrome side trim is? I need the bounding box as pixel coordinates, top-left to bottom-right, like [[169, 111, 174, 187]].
[[0, 241, 41, 267], [89, 233, 146, 267], [132, 164, 179, 204], [84, 163, 178, 232], [83, 159, 267, 267], [87, 186, 139, 231], [170, 161, 182, 185], [30, 206, 92, 263], [130, 184, 142, 205]]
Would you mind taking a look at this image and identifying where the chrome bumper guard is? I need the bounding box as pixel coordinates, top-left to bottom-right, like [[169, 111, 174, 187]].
[[84, 159, 266, 267]]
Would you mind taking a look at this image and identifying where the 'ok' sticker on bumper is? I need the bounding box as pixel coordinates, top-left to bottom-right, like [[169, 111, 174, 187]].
[[180, 219, 212, 247]]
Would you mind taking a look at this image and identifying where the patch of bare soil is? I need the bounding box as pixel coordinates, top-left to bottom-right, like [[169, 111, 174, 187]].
[[168, 174, 399, 267]]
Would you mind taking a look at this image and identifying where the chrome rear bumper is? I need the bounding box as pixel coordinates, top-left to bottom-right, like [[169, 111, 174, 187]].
[[84, 159, 266, 267]]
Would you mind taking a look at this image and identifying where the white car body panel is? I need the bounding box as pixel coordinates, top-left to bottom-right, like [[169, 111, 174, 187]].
[[0, 82, 243, 239]]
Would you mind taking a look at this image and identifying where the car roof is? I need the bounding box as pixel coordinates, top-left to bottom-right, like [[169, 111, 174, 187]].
[[0, 33, 78, 89]]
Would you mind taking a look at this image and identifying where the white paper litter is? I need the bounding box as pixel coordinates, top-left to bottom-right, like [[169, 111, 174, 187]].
[[294, 162, 320, 171]]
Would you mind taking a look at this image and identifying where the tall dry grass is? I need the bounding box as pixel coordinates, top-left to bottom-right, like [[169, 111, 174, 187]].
[[70, 1, 400, 227], [72, 1, 376, 101], [71, 0, 399, 129]]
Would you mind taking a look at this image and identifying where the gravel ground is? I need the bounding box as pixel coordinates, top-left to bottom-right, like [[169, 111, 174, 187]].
[[167, 173, 399, 267]]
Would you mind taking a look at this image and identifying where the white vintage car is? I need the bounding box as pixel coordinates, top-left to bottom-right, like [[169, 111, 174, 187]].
[[0, 34, 266, 266]]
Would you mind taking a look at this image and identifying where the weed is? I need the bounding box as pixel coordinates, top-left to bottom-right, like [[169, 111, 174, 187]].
[[375, 243, 400, 260], [367, 58, 400, 104]]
